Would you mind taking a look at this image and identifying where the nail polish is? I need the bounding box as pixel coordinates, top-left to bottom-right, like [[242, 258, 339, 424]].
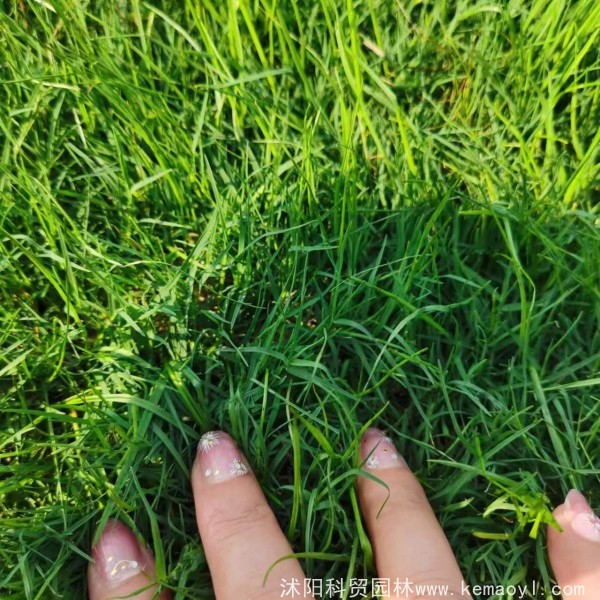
[[360, 427, 407, 470], [565, 489, 600, 543], [92, 520, 146, 583], [197, 431, 251, 483]]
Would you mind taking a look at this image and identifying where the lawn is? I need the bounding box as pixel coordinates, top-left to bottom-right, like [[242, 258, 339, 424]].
[[1, 0, 599, 598]]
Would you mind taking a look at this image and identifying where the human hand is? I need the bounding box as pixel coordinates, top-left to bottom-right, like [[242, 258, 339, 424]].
[[86, 428, 600, 599]]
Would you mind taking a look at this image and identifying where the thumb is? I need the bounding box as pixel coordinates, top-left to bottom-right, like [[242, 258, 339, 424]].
[[547, 490, 600, 600], [88, 519, 169, 600]]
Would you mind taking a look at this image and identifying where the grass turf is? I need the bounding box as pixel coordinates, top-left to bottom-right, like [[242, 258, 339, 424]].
[[1, 0, 599, 598]]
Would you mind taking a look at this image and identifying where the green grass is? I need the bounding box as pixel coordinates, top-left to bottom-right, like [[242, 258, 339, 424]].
[[1, 0, 599, 598]]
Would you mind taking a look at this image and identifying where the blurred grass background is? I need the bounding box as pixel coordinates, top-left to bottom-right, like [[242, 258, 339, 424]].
[[1, 0, 599, 598]]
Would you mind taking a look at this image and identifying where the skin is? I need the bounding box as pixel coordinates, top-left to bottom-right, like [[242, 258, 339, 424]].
[[87, 428, 600, 600]]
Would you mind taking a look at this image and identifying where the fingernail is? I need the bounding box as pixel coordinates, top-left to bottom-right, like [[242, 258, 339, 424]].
[[197, 430, 251, 483], [360, 427, 407, 470], [92, 520, 146, 583], [565, 489, 600, 543]]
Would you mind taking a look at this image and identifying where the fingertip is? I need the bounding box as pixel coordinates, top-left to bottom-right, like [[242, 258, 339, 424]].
[[548, 492, 600, 597], [550, 490, 600, 544], [355, 426, 466, 594], [360, 427, 408, 471], [193, 430, 252, 486], [564, 489, 590, 513], [91, 520, 147, 583], [190, 432, 309, 600], [88, 520, 163, 600]]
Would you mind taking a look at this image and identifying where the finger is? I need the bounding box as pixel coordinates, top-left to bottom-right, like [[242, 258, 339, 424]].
[[88, 519, 169, 600], [192, 431, 312, 600], [548, 489, 600, 600], [357, 427, 469, 598]]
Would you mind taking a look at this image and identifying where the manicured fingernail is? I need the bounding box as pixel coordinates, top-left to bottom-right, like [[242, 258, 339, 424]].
[[92, 520, 146, 583], [360, 427, 407, 470], [565, 489, 600, 543], [197, 431, 251, 483]]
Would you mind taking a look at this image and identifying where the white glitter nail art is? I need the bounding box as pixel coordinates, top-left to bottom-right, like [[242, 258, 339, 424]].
[[577, 511, 600, 539], [229, 458, 249, 477], [107, 557, 141, 581], [366, 455, 379, 469], [198, 431, 221, 453]]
